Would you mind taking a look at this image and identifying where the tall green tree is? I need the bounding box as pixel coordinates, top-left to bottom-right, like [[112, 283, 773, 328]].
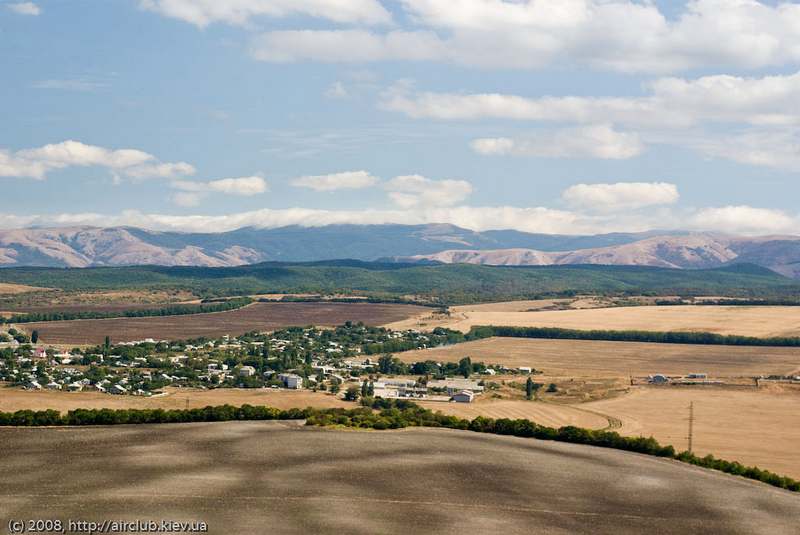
[[458, 357, 472, 378]]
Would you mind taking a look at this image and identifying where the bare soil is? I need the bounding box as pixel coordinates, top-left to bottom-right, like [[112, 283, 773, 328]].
[[17, 302, 427, 344], [2, 423, 799, 534]]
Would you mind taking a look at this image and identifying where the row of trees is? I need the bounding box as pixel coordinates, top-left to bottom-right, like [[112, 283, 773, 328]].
[[1, 298, 253, 324], [0, 400, 797, 492], [466, 325, 800, 347]]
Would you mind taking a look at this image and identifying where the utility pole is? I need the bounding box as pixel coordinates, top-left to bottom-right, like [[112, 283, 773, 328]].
[[687, 401, 695, 454]]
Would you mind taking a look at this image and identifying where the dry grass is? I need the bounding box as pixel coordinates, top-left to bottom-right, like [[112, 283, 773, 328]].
[[420, 304, 800, 338], [0, 283, 51, 295], [397, 337, 800, 377], [419, 399, 609, 429], [18, 302, 427, 344], [585, 386, 800, 479], [0, 386, 351, 413]]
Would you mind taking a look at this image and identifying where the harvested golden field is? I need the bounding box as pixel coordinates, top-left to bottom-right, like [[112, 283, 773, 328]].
[[385, 297, 609, 330], [397, 337, 800, 377], [408, 303, 800, 338], [0, 386, 350, 413], [419, 399, 609, 429], [18, 301, 427, 344], [0, 282, 50, 295], [585, 386, 800, 480]]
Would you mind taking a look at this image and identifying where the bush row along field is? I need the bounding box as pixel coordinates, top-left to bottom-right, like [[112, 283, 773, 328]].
[[0, 261, 797, 303], [465, 325, 800, 346], [0, 298, 253, 323], [1, 399, 797, 493]]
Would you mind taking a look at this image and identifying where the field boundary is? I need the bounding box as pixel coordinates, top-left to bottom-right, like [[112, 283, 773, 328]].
[[465, 325, 800, 347]]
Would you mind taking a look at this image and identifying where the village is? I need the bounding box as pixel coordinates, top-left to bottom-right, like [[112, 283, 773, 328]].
[[0, 322, 535, 403]]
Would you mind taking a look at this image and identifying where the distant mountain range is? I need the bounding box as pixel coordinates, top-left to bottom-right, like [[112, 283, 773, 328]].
[[1, 224, 799, 279]]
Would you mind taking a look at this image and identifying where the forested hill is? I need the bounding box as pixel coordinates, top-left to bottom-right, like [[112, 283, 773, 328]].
[[0, 261, 796, 304]]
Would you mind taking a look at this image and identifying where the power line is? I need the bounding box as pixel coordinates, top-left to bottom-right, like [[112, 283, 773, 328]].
[[688, 402, 694, 453]]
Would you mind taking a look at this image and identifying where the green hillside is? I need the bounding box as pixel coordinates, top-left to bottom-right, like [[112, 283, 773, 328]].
[[0, 261, 796, 304]]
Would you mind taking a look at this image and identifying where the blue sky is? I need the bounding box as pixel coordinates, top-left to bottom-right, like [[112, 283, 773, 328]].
[[2, 0, 800, 235]]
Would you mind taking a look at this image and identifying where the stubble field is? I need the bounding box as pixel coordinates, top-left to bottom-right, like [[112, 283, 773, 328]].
[[2, 422, 799, 535], [585, 386, 800, 479], [16, 302, 427, 344], [0, 386, 350, 413], [393, 303, 800, 338], [0, 283, 50, 295], [397, 337, 800, 377]]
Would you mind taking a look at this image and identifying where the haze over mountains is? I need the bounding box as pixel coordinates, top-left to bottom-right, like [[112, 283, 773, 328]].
[[1, 224, 799, 279]]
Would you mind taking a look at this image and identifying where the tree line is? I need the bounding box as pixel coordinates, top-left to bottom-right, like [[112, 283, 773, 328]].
[[1, 298, 252, 324], [1, 400, 797, 492], [465, 325, 800, 347]]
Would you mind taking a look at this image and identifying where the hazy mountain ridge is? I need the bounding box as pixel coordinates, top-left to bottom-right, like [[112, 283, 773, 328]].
[[0, 225, 799, 279], [0, 224, 655, 268], [392, 233, 800, 278]]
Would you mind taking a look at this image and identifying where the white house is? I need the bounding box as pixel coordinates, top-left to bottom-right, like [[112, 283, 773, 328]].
[[279, 373, 303, 389], [239, 365, 256, 377], [451, 390, 475, 403]]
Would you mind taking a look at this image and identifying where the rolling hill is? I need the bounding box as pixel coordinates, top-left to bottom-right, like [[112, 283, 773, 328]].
[[0, 225, 799, 279], [0, 261, 796, 303]]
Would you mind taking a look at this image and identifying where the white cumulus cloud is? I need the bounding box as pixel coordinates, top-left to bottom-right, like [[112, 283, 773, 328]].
[[291, 170, 379, 191], [690, 205, 797, 235], [140, 0, 391, 28], [251, 0, 800, 74], [0, 140, 194, 180], [170, 176, 268, 205], [7, 2, 40, 15], [385, 174, 473, 208], [562, 182, 679, 212], [471, 125, 644, 160]]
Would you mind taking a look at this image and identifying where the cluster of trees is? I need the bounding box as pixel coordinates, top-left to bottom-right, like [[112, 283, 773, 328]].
[[362, 327, 465, 355], [1, 400, 797, 492], [466, 325, 800, 347], [5, 328, 30, 344], [0, 404, 310, 426], [2, 298, 252, 324], [655, 298, 800, 307]]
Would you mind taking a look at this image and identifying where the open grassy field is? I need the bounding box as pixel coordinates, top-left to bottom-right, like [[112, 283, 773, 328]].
[[397, 337, 800, 377], [585, 386, 800, 480], [0, 282, 50, 295], [2, 422, 798, 535], [399, 303, 800, 338], [16, 302, 427, 344], [0, 386, 350, 413], [419, 399, 610, 429]]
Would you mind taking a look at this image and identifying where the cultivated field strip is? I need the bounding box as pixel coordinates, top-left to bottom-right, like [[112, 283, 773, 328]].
[[18, 302, 427, 344]]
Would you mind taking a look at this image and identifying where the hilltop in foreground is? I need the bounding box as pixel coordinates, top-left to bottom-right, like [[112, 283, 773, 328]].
[[1, 422, 798, 535]]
